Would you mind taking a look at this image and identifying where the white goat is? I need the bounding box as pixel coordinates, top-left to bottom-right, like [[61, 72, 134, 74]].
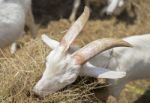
[[69, 0, 126, 22], [33, 7, 132, 97], [0, 0, 36, 53], [102, 0, 126, 15], [41, 33, 150, 99]]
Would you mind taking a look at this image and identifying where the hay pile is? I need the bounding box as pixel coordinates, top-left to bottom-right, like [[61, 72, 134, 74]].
[[0, 0, 150, 103]]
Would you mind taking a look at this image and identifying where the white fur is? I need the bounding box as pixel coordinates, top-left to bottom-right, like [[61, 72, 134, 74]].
[[0, 0, 36, 52]]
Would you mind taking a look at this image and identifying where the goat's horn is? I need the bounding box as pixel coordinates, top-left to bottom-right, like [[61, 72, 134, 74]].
[[72, 39, 132, 65], [60, 6, 90, 51]]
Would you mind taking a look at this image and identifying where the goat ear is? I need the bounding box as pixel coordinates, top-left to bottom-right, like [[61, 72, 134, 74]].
[[41, 34, 80, 53], [41, 34, 59, 49], [80, 62, 126, 79], [96, 69, 126, 79]]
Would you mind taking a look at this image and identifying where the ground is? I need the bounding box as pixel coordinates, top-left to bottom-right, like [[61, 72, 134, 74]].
[[0, 0, 150, 103]]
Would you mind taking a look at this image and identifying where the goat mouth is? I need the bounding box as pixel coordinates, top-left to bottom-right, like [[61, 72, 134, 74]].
[[32, 89, 47, 98], [32, 87, 57, 98], [31, 91, 42, 98]]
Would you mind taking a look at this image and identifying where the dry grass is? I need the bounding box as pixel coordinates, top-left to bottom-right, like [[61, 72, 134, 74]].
[[0, 0, 150, 103]]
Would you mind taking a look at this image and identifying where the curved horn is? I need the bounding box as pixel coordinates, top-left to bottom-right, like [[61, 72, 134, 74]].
[[60, 6, 90, 51], [72, 38, 132, 65]]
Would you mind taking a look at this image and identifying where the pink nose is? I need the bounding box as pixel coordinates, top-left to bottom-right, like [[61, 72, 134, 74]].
[[31, 89, 43, 98], [32, 87, 43, 97]]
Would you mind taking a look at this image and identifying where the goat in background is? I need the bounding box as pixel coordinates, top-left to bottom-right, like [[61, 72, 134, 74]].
[[0, 0, 36, 54], [69, 0, 132, 22]]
